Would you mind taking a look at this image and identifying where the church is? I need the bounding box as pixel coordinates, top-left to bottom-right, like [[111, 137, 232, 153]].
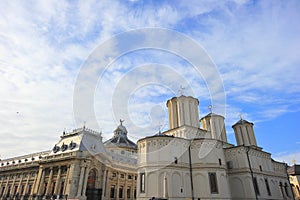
[[0, 95, 294, 200]]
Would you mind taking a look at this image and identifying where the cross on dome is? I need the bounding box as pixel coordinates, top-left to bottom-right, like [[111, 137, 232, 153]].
[[178, 85, 185, 96]]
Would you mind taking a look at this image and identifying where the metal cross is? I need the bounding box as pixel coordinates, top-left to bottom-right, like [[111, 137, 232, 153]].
[[178, 85, 185, 96], [238, 113, 243, 120], [208, 105, 213, 113], [120, 119, 124, 125]]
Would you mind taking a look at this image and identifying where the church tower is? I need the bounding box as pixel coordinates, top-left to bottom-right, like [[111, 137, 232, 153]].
[[232, 118, 257, 146], [200, 113, 227, 142], [166, 95, 200, 129]]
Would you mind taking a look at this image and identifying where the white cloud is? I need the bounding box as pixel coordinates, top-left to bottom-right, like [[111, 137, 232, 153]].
[[274, 151, 300, 166], [0, 0, 299, 159]]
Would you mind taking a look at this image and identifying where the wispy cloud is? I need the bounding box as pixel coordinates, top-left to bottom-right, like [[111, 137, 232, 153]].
[[274, 151, 300, 166], [0, 0, 299, 159]]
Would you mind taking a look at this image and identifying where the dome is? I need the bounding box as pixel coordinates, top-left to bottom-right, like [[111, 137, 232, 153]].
[[114, 123, 128, 136], [104, 120, 137, 150]]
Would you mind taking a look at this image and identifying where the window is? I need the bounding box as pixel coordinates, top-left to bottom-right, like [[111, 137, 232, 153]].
[[28, 185, 32, 195], [43, 183, 47, 195], [174, 157, 178, 164], [112, 173, 116, 178], [140, 173, 145, 193], [134, 188, 136, 199], [110, 185, 115, 198], [265, 179, 271, 196], [128, 175, 132, 179], [7, 186, 11, 195], [119, 186, 123, 198], [253, 177, 260, 196], [208, 173, 218, 193], [20, 185, 24, 195], [259, 165, 262, 171], [284, 182, 290, 197], [60, 181, 65, 195], [279, 182, 284, 197], [218, 159, 222, 166], [127, 187, 131, 198], [120, 174, 125, 179], [14, 186, 18, 195]]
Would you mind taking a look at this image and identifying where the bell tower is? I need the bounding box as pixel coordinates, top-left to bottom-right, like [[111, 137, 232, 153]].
[[232, 117, 257, 146], [166, 95, 200, 129], [200, 112, 227, 142]]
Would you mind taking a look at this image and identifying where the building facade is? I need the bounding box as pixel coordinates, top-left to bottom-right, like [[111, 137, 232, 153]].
[[288, 164, 300, 199], [0, 124, 137, 200], [137, 95, 293, 200], [0, 95, 294, 200]]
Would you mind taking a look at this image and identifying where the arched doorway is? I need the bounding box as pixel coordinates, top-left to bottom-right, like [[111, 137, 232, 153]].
[[86, 169, 102, 200]]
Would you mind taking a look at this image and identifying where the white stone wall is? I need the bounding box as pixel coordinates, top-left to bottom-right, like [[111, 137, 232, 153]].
[[137, 136, 231, 200]]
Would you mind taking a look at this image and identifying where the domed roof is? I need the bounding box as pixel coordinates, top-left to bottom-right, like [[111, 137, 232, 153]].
[[114, 120, 128, 136], [104, 120, 137, 150]]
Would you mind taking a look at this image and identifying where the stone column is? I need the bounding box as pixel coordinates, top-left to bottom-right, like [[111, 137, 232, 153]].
[[16, 174, 24, 194], [63, 165, 71, 195], [33, 166, 43, 194], [38, 169, 45, 195], [3, 176, 9, 196], [9, 175, 17, 195], [0, 179, 3, 197], [81, 166, 90, 196], [101, 170, 108, 199], [45, 167, 54, 195], [76, 165, 86, 197], [54, 167, 62, 195], [124, 173, 128, 200], [23, 174, 30, 196], [116, 172, 120, 200]]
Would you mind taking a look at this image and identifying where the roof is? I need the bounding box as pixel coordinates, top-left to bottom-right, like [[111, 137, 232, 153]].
[[104, 121, 137, 150], [232, 119, 253, 127], [137, 131, 174, 143], [200, 112, 224, 120]]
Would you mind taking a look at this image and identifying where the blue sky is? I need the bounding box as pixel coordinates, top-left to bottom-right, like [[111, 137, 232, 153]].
[[0, 0, 299, 164]]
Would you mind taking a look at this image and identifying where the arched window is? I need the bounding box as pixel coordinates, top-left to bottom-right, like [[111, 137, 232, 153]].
[[208, 173, 218, 193], [86, 169, 100, 200], [87, 169, 97, 189]]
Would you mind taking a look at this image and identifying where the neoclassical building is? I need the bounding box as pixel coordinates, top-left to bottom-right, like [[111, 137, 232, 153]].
[[0, 94, 294, 200], [0, 123, 137, 200]]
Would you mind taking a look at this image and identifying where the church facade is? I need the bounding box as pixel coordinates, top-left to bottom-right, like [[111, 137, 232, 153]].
[[0, 95, 294, 200]]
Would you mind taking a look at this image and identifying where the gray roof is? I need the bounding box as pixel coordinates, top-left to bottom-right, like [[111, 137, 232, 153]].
[[232, 119, 253, 127]]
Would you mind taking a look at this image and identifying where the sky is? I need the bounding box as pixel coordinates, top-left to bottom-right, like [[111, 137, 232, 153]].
[[0, 0, 299, 165]]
